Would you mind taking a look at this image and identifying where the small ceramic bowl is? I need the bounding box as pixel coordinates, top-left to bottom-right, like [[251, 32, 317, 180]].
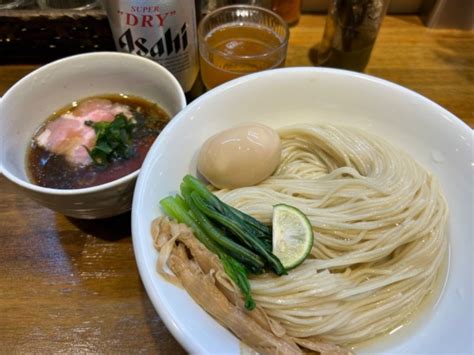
[[0, 52, 186, 219]]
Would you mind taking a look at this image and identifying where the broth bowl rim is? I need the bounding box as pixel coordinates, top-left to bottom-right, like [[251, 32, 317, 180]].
[[0, 51, 187, 196]]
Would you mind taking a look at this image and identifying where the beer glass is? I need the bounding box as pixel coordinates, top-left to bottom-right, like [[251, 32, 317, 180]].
[[198, 5, 289, 90]]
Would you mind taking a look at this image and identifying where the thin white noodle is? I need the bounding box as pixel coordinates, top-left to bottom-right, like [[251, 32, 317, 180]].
[[214, 124, 448, 345]]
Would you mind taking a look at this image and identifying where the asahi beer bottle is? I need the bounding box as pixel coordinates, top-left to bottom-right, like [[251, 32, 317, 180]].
[[105, 0, 200, 94]]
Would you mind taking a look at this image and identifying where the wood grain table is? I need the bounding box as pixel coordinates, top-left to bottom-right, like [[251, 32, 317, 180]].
[[0, 15, 472, 354]]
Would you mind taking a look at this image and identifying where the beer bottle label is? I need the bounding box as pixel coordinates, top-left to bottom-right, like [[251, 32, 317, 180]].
[[106, 1, 199, 92]]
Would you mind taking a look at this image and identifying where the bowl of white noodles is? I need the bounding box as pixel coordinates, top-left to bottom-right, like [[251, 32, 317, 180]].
[[131, 67, 472, 354]]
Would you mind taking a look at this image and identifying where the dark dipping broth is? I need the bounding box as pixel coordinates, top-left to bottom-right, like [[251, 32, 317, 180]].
[[27, 94, 170, 189]]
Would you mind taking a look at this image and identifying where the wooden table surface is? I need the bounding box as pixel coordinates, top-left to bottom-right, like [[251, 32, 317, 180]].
[[0, 15, 472, 354]]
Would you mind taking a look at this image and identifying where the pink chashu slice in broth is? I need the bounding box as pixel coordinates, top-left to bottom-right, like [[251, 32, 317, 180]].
[[35, 98, 133, 166]]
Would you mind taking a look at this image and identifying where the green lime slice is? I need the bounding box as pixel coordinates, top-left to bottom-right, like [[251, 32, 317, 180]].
[[272, 204, 314, 270]]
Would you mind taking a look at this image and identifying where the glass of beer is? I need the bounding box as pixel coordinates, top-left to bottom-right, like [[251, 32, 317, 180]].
[[198, 5, 289, 90]]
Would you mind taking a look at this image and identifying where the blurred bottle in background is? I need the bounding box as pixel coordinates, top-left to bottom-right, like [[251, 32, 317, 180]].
[[317, 0, 390, 72], [0, 0, 33, 9], [271, 0, 301, 26], [37, 0, 100, 9], [104, 0, 201, 100], [203, 0, 263, 14]]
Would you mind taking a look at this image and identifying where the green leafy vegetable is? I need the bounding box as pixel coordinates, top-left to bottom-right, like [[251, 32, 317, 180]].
[[85, 113, 136, 166], [180, 184, 265, 273], [182, 175, 273, 249], [182, 175, 283, 274], [160, 194, 256, 310], [189, 190, 286, 276], [159, 175, 288, 310]]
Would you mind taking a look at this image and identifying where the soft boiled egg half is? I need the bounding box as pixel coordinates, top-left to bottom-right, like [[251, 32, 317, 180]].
[[197, 123, 282, 189]]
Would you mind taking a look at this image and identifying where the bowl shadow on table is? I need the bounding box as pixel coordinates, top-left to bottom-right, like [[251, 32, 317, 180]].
[[60, 213, 187, 352], [65, 212, 132, 241]]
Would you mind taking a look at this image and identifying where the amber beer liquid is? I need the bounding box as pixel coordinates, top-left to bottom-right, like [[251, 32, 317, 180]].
[[105, 0, 199, 93], [200, 24, 285, 90], [198, 6, 289, 91]]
